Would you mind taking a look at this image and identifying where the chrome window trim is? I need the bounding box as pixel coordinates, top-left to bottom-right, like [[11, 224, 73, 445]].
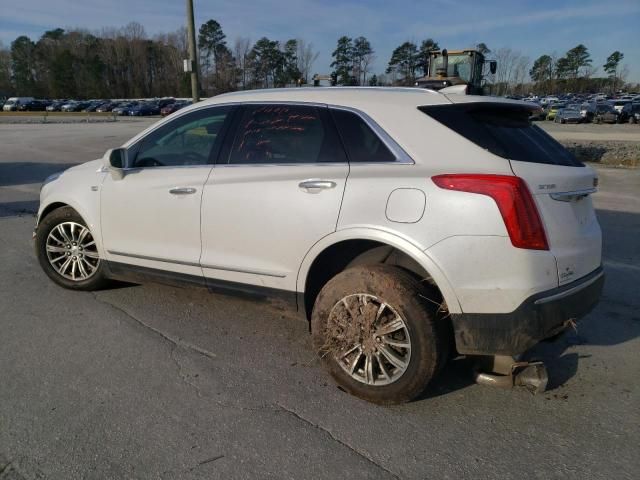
[[123, 100, 414, 169], [328, 104, 415, 165]]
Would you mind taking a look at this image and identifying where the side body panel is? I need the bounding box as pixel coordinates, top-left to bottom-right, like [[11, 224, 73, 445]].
[[200, 163, 349, 291], [100, 166, 213, 276]]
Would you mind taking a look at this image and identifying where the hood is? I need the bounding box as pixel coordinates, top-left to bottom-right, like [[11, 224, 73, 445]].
[[66, 158, 104, 174]]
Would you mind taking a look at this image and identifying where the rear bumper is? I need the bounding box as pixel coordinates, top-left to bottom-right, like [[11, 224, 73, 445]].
[[451, 267, 604, 355]]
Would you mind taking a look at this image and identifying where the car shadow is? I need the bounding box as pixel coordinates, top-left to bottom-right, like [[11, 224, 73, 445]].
[[0, 162, 77, 187], [0, 200, 39, 218]]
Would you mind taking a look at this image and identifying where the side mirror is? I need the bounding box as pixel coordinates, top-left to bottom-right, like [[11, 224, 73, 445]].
[[103, 148, 127, 180], [489, 61, 497, 75]]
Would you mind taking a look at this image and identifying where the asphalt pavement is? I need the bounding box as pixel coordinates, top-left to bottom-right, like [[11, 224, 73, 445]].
[[0, 121, 638, 479]]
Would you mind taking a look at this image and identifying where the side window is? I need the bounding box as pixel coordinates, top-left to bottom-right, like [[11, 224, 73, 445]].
[[132, 106, 233, 168], [226, 104, 346, 164], [331, 109, 396, 163]]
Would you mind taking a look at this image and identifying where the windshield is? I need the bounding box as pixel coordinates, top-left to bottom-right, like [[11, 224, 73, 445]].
[[431, 54, 473, 83]]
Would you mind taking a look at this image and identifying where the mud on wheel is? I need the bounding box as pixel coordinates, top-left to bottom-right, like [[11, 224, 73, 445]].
[[311, 264, 449, 404]]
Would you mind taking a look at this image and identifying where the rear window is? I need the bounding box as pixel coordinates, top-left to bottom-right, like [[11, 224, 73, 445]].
[[419, 103, 583, 167]]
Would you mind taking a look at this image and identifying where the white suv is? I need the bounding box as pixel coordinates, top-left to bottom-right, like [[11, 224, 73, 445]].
[[35, 88, 604, 404]]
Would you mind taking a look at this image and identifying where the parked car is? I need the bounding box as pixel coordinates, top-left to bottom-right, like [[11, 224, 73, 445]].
[[17, 99, 51, 111], [112, 102, 138, 116], [35, 88, 603, 404], [160, 101, 189, 117], [61, 101, 91, 112], [156, 98, 176, 108], [618, 102, 640, 123], [545, 103, 566, 121], [2, 97, 35, 111], [46, 100, 68, 112], [593, 104, 619, 124], [95, 102, 117, 113], [579, 103, 597, 122], [128, 102, 160, 116], [83, 101, 105, 112], [554, 104, 583, 124], [608, 99, 631, 113]]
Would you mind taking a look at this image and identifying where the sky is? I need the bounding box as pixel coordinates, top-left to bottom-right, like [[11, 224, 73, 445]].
[[1, 0, 639, 83]]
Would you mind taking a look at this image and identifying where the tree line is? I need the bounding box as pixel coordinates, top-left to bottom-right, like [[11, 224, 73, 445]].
[[528, 45, 629, 95], [0, 18, 635, 99], [0, 20, 322, 99]]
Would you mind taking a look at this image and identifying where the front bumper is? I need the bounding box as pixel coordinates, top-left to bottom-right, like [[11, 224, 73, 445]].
[[451, 267, 604, 355]]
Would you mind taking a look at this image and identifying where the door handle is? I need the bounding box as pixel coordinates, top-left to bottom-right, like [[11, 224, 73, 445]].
[[298, 180, 337, 191], [169, 187, 197, 195]]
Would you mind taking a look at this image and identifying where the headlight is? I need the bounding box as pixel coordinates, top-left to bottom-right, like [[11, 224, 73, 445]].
[[41, 172, 62, 191]]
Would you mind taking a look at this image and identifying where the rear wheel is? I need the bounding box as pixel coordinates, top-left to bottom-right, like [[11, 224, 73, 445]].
[[35, 206, 109, 290], [311, 265, 448, 404]]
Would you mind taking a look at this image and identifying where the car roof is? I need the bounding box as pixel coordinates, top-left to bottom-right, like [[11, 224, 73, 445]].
[[194, 87, 531, 114], [204, 87, 450, 108]]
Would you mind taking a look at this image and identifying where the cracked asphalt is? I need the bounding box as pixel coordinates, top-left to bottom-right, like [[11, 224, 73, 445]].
[[1, 121, 639, 479]]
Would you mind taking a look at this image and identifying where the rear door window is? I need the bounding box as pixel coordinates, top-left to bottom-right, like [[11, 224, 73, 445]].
[[420, 103, 583, 167], [225, 104, 346, 164]]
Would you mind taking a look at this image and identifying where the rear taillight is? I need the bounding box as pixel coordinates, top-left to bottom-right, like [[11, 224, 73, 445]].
[[432, 174, 549, 250]]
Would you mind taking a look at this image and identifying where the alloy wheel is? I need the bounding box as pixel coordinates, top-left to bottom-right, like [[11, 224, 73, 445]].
[[45, 222, 100, 281], [329, 293, 411, 386]]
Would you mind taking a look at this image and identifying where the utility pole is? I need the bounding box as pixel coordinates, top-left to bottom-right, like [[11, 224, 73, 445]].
[[186, 0, 200, 103]]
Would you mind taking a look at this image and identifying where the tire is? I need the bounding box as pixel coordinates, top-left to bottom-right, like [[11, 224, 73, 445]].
[[35, 206, 109, 290], [629, 117, 636, 124], [311, 265, 449, 404]]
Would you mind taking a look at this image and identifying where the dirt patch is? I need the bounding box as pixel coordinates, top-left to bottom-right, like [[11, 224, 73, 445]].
[[559, 140, 640, 168], [319, 299, 377, 358]]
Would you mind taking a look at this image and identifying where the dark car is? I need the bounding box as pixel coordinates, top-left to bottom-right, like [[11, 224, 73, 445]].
[[156, 98, 176, 108], [112, 102, 138, 115], [18, 100, 50, 111], [128, 102, 160, 116], [46, 100, 67, 112], [555, 104, 583, 124], [593, 104, 619, 124], [579, 103, 597, 123], [95, 102, 117, 112], [618, 102, 640, 123], [83, 101, 106, 112], [160, 101, 189, 117], [61, 101, 91, 112]]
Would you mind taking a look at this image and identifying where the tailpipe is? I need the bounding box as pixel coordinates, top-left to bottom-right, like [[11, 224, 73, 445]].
[[472, 356, 548, 394]]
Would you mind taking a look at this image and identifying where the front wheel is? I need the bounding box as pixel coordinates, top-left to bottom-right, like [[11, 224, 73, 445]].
[[311, 265, 449, 404], [35, 206, 109, 290]]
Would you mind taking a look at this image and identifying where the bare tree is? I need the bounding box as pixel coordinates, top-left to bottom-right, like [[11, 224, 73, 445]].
[[493, 48, 529, 95], [234, 37, 251, 89], [297, 39, 319, 84]]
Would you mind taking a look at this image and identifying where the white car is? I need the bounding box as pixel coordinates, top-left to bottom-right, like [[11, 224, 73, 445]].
[[35, 88, 604, 404]]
